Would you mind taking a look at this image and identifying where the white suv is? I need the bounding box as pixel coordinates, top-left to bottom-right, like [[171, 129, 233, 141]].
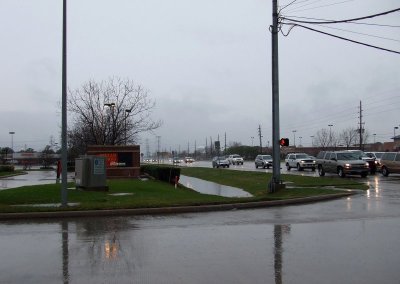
[[227, 154, 244, 165], [285, 153, 316, 171]]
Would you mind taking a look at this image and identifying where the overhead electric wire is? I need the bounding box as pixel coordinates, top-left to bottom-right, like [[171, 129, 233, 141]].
[[281, 23, 400, 54], [282, 107, 359, 132], [282, 15, 400, 28], [285, 0, 355, 14], [279, 0, 299, 12], [281, 91, 400, 135], [281, 7, 400, 24], [315, 24, 400, 42]]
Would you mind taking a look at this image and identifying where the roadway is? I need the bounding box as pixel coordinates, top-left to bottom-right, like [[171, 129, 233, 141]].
[[0, 162, 400, 283]]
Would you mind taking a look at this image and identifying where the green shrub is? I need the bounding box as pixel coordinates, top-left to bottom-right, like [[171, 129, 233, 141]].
[[0, 165, 15, 172], [141, 165, 180, 184]]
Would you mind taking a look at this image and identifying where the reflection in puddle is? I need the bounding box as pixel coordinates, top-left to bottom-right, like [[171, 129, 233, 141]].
[[179, 175, 252, 198]]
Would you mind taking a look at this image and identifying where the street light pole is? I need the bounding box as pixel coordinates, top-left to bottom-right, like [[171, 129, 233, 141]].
[[328, 124, 333, 147], [292, 130, 297, 147], [299, 136, 302, 147], [394, 126, 398, 140], [125, 109, 131, 145], [61, 0, 68, 207], [251, 136, 254, 146], [104, 103, 115, 144], [310, 136, 314, 147], [9, 131, 15, 161]]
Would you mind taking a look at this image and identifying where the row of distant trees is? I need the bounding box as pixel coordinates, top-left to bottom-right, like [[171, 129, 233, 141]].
[[148, 126, 371, 161], [0, 145, 58, 167], [313, 127, 369, 149]]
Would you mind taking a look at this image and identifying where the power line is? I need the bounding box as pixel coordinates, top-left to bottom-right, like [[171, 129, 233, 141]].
[[281, 23, 400, 54], [279, 0, 299, 12], [281, 15, 400, 28], [285, 0, 355, 14], [282, 7, 400, 24], [313, 24, 400, 43]]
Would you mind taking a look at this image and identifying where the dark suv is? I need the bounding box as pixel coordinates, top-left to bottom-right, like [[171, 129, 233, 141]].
[[316, 151, 369, 178]]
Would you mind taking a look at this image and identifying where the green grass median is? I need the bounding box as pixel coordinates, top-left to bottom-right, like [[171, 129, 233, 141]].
[[181, 167, 368, 197], [0, 167, 367, 214]]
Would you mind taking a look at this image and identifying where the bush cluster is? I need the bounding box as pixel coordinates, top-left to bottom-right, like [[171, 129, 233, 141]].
[[141, 165, 180, 184], [0, 165, 15, 172]]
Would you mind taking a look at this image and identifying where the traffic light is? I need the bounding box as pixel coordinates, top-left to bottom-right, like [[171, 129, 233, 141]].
[[279, 138, 289, 146]]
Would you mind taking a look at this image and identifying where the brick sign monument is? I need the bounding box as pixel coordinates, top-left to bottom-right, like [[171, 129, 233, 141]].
[[87, 145, 140, 178]]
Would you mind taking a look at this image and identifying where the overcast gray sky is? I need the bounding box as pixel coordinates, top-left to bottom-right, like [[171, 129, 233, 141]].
[[0, 0, 399, 154]]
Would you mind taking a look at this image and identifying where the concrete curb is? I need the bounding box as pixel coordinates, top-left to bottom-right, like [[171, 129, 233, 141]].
[[0, 192, 356, 220]]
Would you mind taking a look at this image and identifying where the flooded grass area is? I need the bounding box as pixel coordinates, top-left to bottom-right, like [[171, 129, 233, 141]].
[[179, 175, 252, 198]]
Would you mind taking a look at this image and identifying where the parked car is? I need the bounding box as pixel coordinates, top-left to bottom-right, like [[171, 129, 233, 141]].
[[316, 151, 369, 178], [255, 155, 273, 169], [379, 152, 400, 176], [212, 156, 230, 168], [346, 150, 377, 174], [227, 154, 244, 165], [285, 153, 316, 171]]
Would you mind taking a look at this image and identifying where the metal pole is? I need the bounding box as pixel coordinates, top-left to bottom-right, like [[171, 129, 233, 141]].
[[270, 0, 281, 192], [9, 132, 15, 162], [61, 0, 68, 206], [292, 130, 297, 147], [125, 112, 127, 145]]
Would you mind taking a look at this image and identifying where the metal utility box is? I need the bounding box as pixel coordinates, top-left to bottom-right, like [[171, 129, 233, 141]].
[[75, 156, 108, 191]]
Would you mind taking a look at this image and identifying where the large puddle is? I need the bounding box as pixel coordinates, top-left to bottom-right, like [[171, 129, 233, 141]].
[[179, 175, 252, 198]]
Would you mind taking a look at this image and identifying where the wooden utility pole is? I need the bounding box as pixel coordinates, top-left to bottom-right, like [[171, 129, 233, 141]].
[[270, 0, 283, 192]]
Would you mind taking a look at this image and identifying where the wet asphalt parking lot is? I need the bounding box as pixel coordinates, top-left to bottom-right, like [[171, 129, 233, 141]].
[[1, 162, 400, 283]]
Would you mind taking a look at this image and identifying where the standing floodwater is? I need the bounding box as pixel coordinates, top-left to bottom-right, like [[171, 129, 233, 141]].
[[179, 175, 252, 198]]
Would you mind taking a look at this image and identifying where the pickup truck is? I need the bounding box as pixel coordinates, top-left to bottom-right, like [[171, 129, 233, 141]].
[[316, 150, 369, 178]]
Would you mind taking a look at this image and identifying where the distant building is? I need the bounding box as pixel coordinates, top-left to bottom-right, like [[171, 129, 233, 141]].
[[391, 135, 400, 151]]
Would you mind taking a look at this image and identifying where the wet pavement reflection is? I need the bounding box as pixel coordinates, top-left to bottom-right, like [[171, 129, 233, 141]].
[[1, 163, 400, 283]]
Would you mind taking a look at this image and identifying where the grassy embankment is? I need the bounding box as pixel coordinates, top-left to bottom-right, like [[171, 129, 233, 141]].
[[0, 167, 367, 213]]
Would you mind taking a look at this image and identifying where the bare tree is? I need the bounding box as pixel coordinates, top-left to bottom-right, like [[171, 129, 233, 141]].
[[339, 127, 358, 149], [315, 128, 330, 149], [40, 145, 55, 169], [68, 77, 162, 154], [355, 129, 370, 150]]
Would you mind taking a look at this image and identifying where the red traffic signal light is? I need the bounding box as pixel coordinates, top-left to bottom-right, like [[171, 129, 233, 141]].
[[279, 138, 289, 146]]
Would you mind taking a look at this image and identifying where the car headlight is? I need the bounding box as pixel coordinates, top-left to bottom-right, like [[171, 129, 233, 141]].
[[344, 163, 351, 169], [300, 161, 305, 163], [365, 162, 369, 167]]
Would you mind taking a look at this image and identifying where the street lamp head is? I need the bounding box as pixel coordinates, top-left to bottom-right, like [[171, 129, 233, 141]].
[[9, 131, 15, 135], [125, 109, 131, 113], [104, 103, 115, 107]]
